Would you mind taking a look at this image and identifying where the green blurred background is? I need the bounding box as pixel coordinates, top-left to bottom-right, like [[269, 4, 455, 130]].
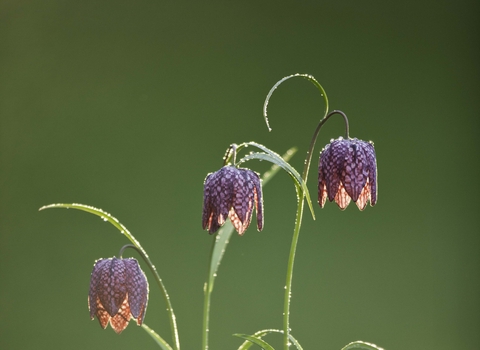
[[1, 1, 479, 349]]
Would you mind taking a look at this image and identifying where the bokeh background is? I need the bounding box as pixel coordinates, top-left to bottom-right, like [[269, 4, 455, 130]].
[[1, 1, 479, 349]]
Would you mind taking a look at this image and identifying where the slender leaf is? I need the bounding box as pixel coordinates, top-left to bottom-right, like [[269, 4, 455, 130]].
[[238, 142, 315, 218], [208, 220, 234, 291], [141, 324, 174, 350], [341, 341, 385, 350], [237, 329, 303, 350], [38, 203, 143, 250], [233, 334, 275, 350], [261, 147, 297, 187], [263, 73, 329, 133], [237, 150, 315, 220]]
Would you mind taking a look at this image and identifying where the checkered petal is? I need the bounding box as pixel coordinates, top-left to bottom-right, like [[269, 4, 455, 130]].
[[124, 258, 149, 324], [88, 257, 149, 334], [318, 137, 377, 210], [97, 258, 127, 317], [203, 165, 264, 235]]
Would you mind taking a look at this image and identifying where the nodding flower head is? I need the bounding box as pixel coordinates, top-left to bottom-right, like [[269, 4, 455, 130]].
[[318, 137, 377, 210], [88, 257, 149, 334], [202, 165, 264, 235]]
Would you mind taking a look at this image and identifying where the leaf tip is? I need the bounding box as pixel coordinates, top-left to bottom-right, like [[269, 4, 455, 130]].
[[39, 203, 56, 211]]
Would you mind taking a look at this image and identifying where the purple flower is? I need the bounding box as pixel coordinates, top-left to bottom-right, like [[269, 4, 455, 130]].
[[202, 165, 264, 235], [318, 137, 377, 210], [88, 257, 149, 334]]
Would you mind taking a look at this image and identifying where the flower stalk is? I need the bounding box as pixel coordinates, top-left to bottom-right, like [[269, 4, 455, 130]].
[[264, 74, 377, 349], [283, 184, 304, 349], [263, 74, 337, 349], [280, 110, 344, 348]]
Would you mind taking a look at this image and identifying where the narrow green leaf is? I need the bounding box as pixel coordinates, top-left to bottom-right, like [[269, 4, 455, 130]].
[[233, 334, 275, 350], [38, 203, 142, 248], [141, 324, 174, 350], [237, 330, 271, 350], [237, 150, 315, 220], [341, 340, 385, 350], [237, 329, 303, 350], [261, 147, 297, 187], [208, 220, 234, 291], [238, 142, 315, 218]]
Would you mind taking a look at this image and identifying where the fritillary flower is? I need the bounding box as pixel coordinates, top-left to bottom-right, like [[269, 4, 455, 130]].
[[318, 137, 377, 210], [202, 165, 263, 235], [88, 257, 149, 334]]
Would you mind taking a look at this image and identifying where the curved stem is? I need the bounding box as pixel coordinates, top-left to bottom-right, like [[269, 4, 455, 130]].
[[301, 110, 350, 182], [281, 110, 349, 350], [283, 185, 304, 350], [119, 243, 137, 258], [262, 74, 350, 183], [263, 75, 351, 350]]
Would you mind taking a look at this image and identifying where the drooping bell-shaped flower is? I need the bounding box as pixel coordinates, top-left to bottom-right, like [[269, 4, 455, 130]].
[[202, 165, 264, 235], [88, 257, 149, 334], [318, 137, 377, 210]]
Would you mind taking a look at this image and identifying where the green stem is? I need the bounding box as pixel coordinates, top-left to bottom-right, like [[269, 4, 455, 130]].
[[301, 110, 350, 182], [223, 143, 238, 166], [202, 236, 217, 350], [202, 280, 211, 350], [262, 75, 353, 350], [283, 185, 304, 349], [281, 110, 348, 349]]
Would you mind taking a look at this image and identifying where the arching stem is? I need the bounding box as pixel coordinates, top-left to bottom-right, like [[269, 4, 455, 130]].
[[119, 243, 139, 258], [263, 74, 350, 350], [301, 110, 350, 182]]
